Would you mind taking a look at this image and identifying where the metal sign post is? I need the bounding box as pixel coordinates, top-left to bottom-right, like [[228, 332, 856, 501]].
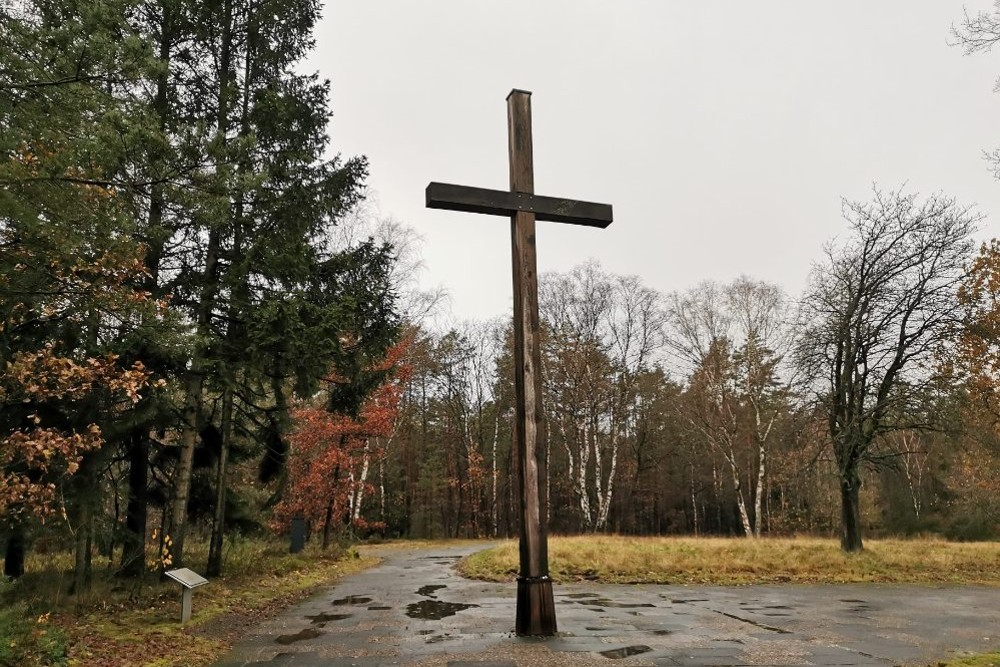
[[165, 567, 209, 623]]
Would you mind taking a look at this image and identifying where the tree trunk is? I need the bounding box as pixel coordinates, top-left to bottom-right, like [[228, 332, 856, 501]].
[[322, 502, 333, 550], [128, 0, 169, 576], [170, 370, 204, 568], [72, 504, 92, 595], [120, 432, 148, 577], [712, 461, 722, 532], [575, 420, 592, 530], [753, 443, 766, 537], [379, 457, 386, 524], [724, 454, 753, 538], [207, 388, 234, 576], [4, 525, 25, 578], [839, 467, 863, 552], [491, 410, 500, 537], [351, 439, 371, 523], [689, 463, 699, 536], [595, 433, 620, 531]]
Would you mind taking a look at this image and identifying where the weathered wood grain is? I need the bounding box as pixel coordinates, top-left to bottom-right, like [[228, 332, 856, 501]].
[[425, 183, 613, 227], [424, 88, 613, 636]]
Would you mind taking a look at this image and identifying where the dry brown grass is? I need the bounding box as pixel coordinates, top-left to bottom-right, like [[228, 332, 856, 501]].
[[459, 535, 1000, 585], [358, 538, 490, 551]]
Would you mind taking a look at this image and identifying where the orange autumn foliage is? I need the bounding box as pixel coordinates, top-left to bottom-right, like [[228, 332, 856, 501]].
[[958, 240, 1000, 429], [272, 337, 412, 533], [0, 345, 149, 521]]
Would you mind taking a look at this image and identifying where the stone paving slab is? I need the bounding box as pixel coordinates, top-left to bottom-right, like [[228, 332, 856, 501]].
[[213, 544, 1000, 667]]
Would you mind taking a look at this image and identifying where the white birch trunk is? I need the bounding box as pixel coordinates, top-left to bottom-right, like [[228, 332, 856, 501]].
[[491, 408, 500, 537], [576, 419, 593, 529], [753, 442, 766, 537], [591, 418, 603, 532], [595, 433, 619, 531], [352, 439, 371, 522], [725, 452, 753, 538], [690, 463, 699, 535]]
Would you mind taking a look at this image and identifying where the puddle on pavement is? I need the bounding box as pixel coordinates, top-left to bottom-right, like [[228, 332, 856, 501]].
[[368, 606, 391, 611], [670, 598, 708, 604], [405, 599, 479, 620], [417, 584, 447, 598], [841, 599, 872, 614], [305, 612, 351, 624], [425, 633, 454, 644], [600, 645, 652, 659], [585, 626, 608, 631], [423, 555, 461, 560], [651, 629, 672, 635], [418, 630, 434, 635], [563, 593, 599, 599], [274, 628, 323, 645], [332, 595, 372, 606]]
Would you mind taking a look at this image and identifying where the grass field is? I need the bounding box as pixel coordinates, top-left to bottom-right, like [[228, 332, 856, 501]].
[[1, 536, 378, 667], [458, 535, 1000, 585]]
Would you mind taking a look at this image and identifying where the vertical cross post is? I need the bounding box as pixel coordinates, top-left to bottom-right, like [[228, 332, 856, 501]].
[[507, 89, 556, 636], [424, 89, 612, 637]]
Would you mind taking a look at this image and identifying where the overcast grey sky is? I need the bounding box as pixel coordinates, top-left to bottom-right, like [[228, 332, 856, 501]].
[[308, 2, 1000, 322]]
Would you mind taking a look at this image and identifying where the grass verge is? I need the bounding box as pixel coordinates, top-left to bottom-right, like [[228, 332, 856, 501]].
[[938, 654, 1000, 667], [1, 537, 377, 667], [459, 535, 1000, 585]]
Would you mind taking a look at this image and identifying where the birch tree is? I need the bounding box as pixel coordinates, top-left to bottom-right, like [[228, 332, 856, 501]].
[[541, 261, 665, 531], [668, 277, 794, 537]]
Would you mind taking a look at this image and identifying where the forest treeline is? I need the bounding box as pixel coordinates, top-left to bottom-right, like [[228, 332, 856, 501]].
[[4, 0, 1000, 592], [373, 222, 1000, 549]]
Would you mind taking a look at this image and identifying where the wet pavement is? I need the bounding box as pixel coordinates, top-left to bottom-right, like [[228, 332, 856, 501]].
[[212, 544, 1000, 667]]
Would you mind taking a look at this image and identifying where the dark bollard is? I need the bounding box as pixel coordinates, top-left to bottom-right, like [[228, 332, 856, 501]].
[[290, 517, 306, 553]]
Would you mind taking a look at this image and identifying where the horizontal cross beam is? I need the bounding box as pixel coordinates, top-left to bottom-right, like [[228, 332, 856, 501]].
[[425, 182, 613, 228]]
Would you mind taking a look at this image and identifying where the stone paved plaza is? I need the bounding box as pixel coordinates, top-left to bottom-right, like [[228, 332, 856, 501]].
[[213, 544, 1000, 667]]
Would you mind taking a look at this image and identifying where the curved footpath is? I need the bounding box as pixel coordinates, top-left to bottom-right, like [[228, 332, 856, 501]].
[[213, 543, 999, 667]]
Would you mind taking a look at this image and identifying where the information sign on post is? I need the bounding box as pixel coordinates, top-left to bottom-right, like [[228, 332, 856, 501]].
[[165, 567, 209, 623]]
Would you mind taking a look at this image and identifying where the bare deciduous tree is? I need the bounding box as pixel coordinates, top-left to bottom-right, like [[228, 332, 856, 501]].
[[797, 188, 977, 552], [667, 277, 794, 537], [540, 261, 666, 531]]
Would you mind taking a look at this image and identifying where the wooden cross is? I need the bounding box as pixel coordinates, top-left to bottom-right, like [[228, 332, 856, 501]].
[[425, 89, 613, 636]]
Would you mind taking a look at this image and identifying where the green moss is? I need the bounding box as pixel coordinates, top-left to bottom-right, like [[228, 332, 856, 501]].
[[0, 602, 68, 667], [938, 652, 1000, 667]]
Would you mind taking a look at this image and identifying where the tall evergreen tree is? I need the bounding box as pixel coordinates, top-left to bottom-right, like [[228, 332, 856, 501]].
[[122, 0, 398, 569]]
